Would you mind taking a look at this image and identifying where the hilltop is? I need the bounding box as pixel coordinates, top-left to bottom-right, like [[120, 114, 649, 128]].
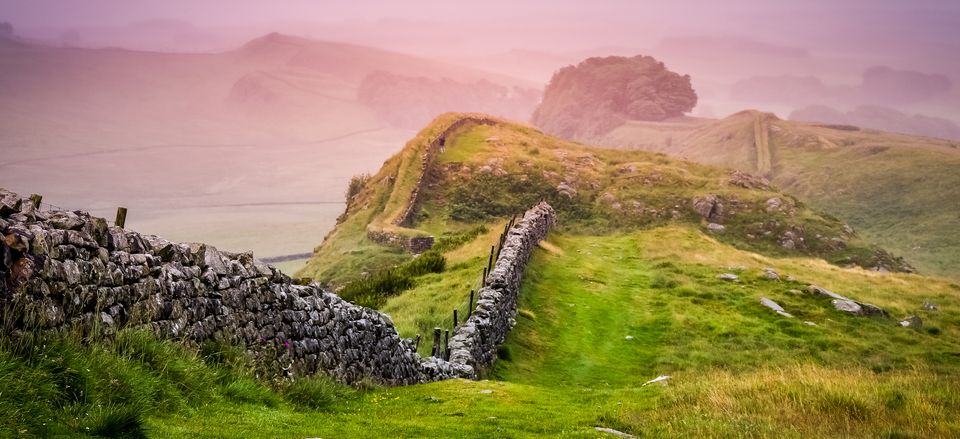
[[299, 113, 911, 290], [596, 110, 960, 276]]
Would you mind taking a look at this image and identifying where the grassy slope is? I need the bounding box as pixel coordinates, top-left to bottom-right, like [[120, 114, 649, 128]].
[[301, 114, 909, 289], [600, 111, 960, 277], [145, 226, 960, 438]]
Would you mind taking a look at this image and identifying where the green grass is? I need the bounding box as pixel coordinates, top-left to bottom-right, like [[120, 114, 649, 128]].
[[601, 111, 960, 277], [0, 330, 282, 438], [301, 114, 913, 292], [133, 227, 960, 437]]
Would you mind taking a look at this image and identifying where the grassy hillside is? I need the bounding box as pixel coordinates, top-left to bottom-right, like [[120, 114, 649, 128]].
[[600, 111, 960, 277], [300, 113, 911, 292], [6, 114, 959, 437]]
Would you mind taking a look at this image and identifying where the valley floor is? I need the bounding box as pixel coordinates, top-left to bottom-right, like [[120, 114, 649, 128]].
[[148, 228, 960, 438]]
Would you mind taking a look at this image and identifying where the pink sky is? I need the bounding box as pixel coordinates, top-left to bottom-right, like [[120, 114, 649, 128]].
[[3, 0, 958, 62]]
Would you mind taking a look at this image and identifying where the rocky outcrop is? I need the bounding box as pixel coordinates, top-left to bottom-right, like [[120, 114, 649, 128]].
[[760, 297, 793, 318], [1, 188, 556, 386], [692, 195, 723, 222], [808, 285, 888, 317], [447, 202, 556, 374], [366, 230, 435, 254]]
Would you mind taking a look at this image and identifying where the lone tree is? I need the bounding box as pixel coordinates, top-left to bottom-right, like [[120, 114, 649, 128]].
[[532, 55, 697, 140]]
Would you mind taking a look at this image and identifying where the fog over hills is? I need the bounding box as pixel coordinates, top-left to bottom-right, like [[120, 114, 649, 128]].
[[2, 0, 959, 256]]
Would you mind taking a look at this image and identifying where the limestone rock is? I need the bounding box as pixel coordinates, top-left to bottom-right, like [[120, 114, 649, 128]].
[[595, 427, 636, 438], [762, 268, 780, 280], [718, 273, 738, 281], [692, 195, 723, 221], [899, 315, 922, 328], [760, 297, 793, 318], [729, 170, 771, 190], [556, 181, 577, 198], [832, 299, 863, 314], [707, 223, 725, 232], [765, 197, 783, 212]]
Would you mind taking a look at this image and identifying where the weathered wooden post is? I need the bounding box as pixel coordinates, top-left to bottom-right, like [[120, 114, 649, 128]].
[[453, 309, 459, 330], [482, 267, 487, 286], [115, 207, 128, 228], [444, 330, 450, 360], [467, 290, 475, 318], [414, 334, 421, 350], [432, 327, 442, 357], [487, 245, 495, 273], [29, 194, 42, 209]]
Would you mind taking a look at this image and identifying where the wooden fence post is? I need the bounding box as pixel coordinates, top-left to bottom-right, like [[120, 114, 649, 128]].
[[467, 290, 475, 318], [487, 245, 495, 273], [444, 330, 450, 360], [482, 267, 487, 286], [432, 327, 441, 357], [453, 309, 459, 330], [115, 207, 128, 228], [414, 334, 421, 350]]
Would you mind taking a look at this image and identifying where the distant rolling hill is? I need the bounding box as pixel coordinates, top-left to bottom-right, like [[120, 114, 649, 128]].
[[598, 111, 960, 277], [0, 33, 535, 260]]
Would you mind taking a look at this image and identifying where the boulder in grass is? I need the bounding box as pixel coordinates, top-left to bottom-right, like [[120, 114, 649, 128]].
[[760, 297, 793, 318], [832, 299, 863, 314], [718, 273, 738, 281], [899, 315, 922, 329]]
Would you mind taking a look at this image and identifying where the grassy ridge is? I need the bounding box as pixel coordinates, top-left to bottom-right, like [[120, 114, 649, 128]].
[[601, 111, 960, 277]]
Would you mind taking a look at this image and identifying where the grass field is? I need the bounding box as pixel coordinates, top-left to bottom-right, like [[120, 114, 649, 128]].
[[6, 226, 957, 437], [141, 228, 960, 438]]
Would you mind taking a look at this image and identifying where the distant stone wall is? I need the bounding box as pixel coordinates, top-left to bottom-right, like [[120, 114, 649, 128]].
[[366, 115, 499, 254], [448, 202, 556, 373], [365, 230, 435, 254], [394, 115, 498, 228], [1, 188, 555, 385]]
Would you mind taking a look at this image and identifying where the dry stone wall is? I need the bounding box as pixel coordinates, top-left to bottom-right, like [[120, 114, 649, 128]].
[[0, 188, 468, 385], [366, 114, 500, 252], [1, 188, 555, 385], [448, 202, 556, 372]]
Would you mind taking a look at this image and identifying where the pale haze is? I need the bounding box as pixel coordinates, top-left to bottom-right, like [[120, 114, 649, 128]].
[[1, 0, 958, 264]]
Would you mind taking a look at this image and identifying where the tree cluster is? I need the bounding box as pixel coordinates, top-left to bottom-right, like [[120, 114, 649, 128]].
[[532, 55, 697, 140]]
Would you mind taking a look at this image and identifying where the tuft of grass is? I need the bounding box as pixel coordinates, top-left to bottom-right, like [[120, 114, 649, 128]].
[[281, 374, 356, 411], [338, 250, 447, 308]]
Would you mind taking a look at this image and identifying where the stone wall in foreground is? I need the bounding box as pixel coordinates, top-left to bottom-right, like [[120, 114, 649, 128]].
[[0, 188, 468, 385], [1, 188, 555, 384]]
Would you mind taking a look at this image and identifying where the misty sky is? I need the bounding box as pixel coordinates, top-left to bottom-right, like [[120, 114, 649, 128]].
[[3, 0, 959, 61]]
